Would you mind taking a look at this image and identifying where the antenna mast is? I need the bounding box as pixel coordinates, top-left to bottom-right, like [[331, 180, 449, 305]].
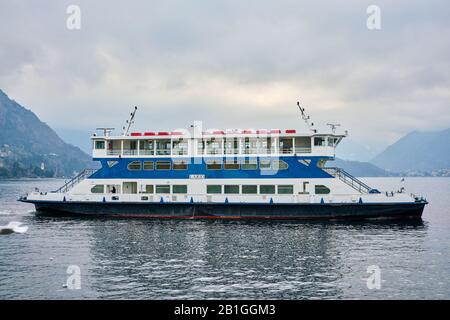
[[96, 127, 115, 136], [326, 123, 341, 134], [297, 101, 316, 133], [122, 106, 138, 136]]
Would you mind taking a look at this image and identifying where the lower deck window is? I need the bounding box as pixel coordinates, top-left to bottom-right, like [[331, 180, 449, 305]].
[[106, 184, 120, 194], [143, 185, 154, 193], [91, 185, 104, 194], [277, 185, 293, 194], [207, 185, 222, 194], [224, 185, 239, 194], [155, 185, 170, 194], [242, 185, 257, 194], [260, 185, 275, 194], [315, 185, 330, 194], [172, 185, 188, 194]]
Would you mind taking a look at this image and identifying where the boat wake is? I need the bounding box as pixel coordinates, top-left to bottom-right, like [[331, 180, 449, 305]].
[[0, 221, 29, 235]]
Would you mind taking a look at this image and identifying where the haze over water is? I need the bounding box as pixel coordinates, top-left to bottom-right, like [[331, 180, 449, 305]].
[[0, 178, 449, 299]]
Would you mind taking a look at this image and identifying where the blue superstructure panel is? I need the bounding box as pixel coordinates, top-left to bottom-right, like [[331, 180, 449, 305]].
[[90, 156, 333, 179]]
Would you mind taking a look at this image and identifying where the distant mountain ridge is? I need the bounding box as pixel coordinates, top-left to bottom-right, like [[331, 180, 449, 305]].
[[331, 158, 397, 177], [335, 138, 384, 162], [372, 128, 450, 175], [0, 89, 91, 177]]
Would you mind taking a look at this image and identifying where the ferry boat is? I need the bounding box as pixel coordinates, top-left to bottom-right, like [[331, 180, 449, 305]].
[[19, 104, 427, 220]]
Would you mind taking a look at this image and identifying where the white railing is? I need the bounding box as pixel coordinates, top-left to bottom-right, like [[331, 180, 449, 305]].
[[107, 149, 121, 155], [103, 146, 321, 157], [295, 147, 312, 153]]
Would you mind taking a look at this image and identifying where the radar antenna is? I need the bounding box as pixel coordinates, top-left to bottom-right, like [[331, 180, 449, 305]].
[[326, 123, 341, 134], [122, 106, 138, 136], [297, 101, 316, 133]]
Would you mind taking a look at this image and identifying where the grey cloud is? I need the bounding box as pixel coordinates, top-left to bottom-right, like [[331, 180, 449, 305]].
[[0, 0, 449, 148]]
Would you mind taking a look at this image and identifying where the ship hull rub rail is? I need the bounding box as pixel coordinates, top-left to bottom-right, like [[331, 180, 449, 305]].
[[21, 199, 426, 221]]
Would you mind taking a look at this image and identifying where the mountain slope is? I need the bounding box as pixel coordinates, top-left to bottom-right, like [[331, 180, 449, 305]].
[[331, 158, 397, 177], [335, 138, 384, 162], [0, 89, 91, 177], [372, 128, 450, 173]]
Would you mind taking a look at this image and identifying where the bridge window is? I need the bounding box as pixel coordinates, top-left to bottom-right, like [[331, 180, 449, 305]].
[[172, 185, 188, 194], [314, 137, 326, 146], [155, 185, 170, 194], [241, 159, 257, 170], [127, 161, 142, 171], [224, 185, 239, 194], [156, 161, 171, 170], [242, 185, 257, 194], [143, 161, 154, 170], [327, 137, 341, 147], [315, 185, 330, 194], [224, 160, 240, 170], [91, 185, 104, 193], [206, 160, 222, 170], [277, 185, 293, 194], [173, 160, 188, 170], [272, 160, 288, 170], [207, 185, 222, 194], [95, 140, 105, 149], [260, 185, 275, 194]]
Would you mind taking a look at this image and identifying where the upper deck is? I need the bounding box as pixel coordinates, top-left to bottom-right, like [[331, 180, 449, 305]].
[[91, 128, 346, 159]]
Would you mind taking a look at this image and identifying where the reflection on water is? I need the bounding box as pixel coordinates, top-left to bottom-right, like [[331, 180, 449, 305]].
[[0, 178, 449, 299], [84, 219, 427, 299]]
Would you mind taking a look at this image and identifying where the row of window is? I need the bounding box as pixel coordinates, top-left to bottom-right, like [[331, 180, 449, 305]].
[[126, 159, 289, 171], [96, 137, 340, 152], [91, 184, 188, 194], [91, 184, 330, 195], [206, 184, 294, 195]]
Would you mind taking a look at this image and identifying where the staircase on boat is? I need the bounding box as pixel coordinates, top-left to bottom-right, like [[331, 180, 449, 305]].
[[324, 167, 373, 194], [55, 168, 96, 193]]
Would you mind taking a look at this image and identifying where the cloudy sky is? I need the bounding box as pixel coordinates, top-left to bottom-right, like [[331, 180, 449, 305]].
[[0, 0, 449, 151]]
